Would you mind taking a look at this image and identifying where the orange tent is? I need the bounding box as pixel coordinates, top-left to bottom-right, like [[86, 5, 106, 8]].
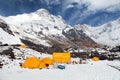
[[22, 57, 40, 69], [39, 60, 47, 68], [20, 44, 27, 48], [52, 52, 71, 63], [41, 57, 54, 65], [92, 57, 99, 61], [22, 57, 54, 69], [39, 57, 54, 68]]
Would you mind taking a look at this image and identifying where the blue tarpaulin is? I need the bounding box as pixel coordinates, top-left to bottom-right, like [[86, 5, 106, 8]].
[[57, 65, 65, 69]]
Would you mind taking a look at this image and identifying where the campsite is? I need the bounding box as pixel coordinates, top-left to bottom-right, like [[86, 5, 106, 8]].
[[0, 45, 120, 80], [0, 1, 120, 79]]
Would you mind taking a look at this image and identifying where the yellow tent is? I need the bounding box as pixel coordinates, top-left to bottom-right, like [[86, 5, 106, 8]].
[[92, 57, 99, 61], [52, 52, 71, 63], [22, 57, 40, 69], [20, 44, 27, 48], [39, 57, 54, 68], [22, 57, 55, 69], [41, 57, 54, 65], [39, 60, 47, 68]]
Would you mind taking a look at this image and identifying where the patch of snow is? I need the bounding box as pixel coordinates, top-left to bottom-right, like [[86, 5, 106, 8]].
[[0, 28, 21, 45], [75, 19, 120, 46]]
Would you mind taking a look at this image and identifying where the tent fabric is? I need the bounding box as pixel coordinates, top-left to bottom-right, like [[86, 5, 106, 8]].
[[92, 57, 99, 61], [39, 57, 54, 68], [20, 44, 27, 48], [52, 52, 71, 63], [39, 60, 46, 68], [41, 57, 54, 65], [22, 57, 53, 69], [22, 57, 40, 69]]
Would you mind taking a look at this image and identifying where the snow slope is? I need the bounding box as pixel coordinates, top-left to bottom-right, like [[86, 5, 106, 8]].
[[93, 18, 120, 46], [0, 28, 21, 44], [0, 60, 120, 80], [0, 18, 21, 44], [4, 9, 67, 35], [75, 18, 120, 46], [2, 9, 70, 47], [0, 46, 120, 80]]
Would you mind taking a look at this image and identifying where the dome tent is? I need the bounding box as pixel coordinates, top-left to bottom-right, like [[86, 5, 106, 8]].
[[92, 57, 99, 61], [22, 57, 40, 69], [22, 57, 54, 69], [41, 57, 54, 65], [39, 61, 47, 68], [39, 57, 54, 68]]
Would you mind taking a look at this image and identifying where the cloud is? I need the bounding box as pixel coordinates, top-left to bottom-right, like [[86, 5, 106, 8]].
[[64, 0, 120, 12], [85, 0, 120, 11], [106, 4, 120, 12], [62, 0, 120, 26]]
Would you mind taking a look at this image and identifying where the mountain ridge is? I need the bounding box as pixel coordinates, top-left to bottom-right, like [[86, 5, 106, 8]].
[[74, 18, 120, 46], [0, 9, 99, 51]]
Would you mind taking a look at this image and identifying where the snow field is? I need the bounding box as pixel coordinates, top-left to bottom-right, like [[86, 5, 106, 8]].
[[0, 60, 120, 80]]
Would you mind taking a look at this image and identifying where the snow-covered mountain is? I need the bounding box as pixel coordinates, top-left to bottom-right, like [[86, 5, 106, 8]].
[[3, 9, 69, 47], [75, 18, 120, 46], [1, 8, 120, 49], [0, 9, 99, 51], [0, 18, 21, 45]]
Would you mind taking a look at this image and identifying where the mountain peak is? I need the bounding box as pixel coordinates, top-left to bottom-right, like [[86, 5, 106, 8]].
[[35, 8, 50, 16], [76, 18, 120, 46], [0, 9, 100, 49]]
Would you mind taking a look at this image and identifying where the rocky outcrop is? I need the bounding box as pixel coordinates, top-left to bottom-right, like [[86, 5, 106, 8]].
[[0, 19, 14, 35], [0, 46, 15, 59], [63, 28, 100, 48]]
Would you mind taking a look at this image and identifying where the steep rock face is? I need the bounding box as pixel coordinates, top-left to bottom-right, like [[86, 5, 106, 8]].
[[63, 27, 100, 48], [0, 46, 15, 59], [0, 19, 14, 35]]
